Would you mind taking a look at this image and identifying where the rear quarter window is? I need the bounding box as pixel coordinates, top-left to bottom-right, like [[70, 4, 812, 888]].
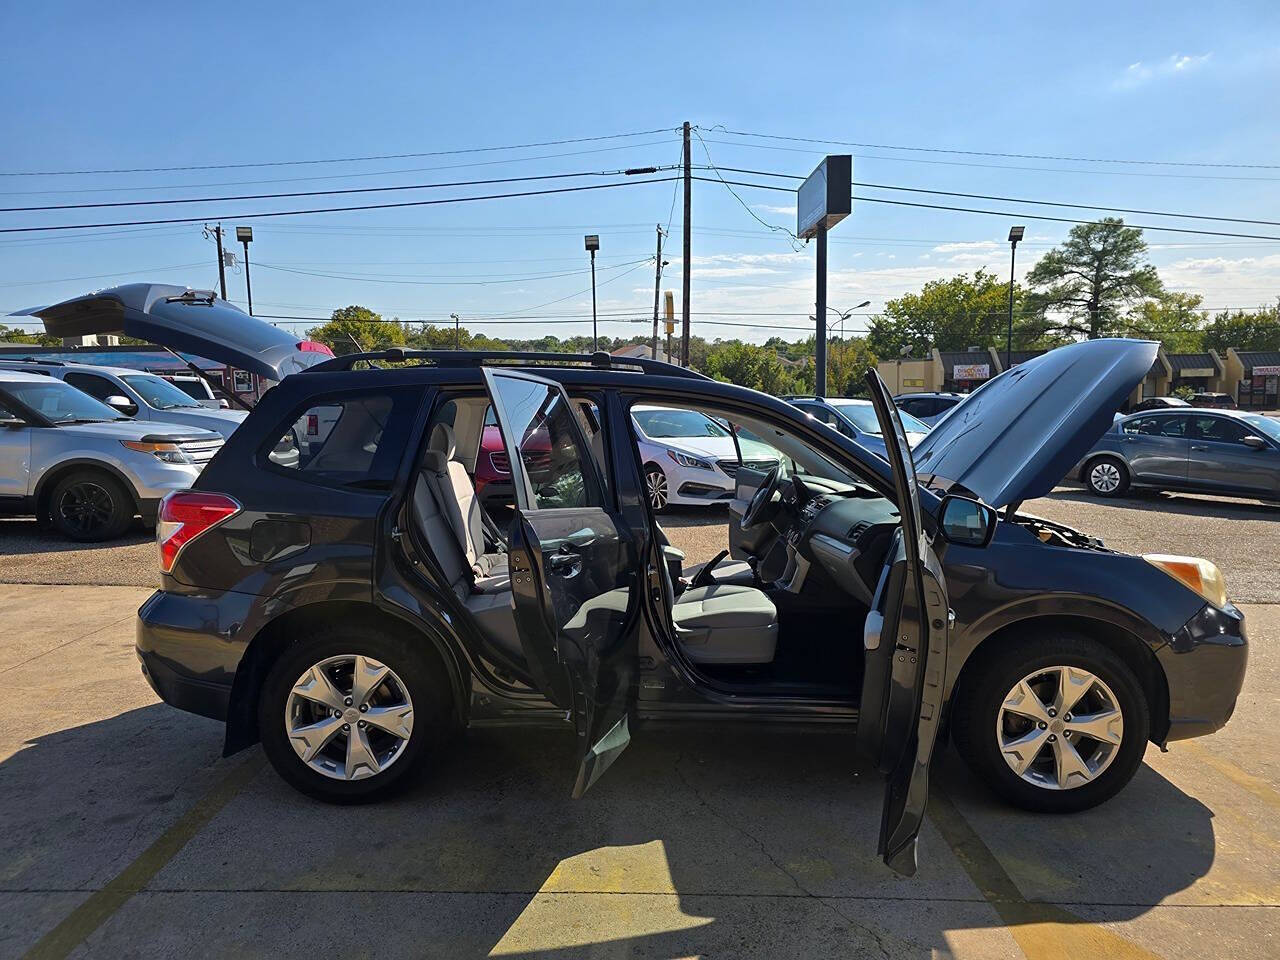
[[260, 389, 418, 490]]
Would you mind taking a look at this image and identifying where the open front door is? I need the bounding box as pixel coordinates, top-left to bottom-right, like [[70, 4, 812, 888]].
[[856, 371, 950, 877], [482, 368, 638, 797]]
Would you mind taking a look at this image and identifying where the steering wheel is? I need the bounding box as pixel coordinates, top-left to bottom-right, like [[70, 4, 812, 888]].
[[740, 465, 781, 530]]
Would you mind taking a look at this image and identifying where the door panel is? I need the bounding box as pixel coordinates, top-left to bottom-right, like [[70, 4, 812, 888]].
[[1186, 415, 1277, 494], [1120, 415, 1190, 483], [0, 421, 31, 497], [858, 370, 950, 877], [483, 369, 638, 797]]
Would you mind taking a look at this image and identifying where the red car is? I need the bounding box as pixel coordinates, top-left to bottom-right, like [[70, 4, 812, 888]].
[[474, 415, 552, 503]]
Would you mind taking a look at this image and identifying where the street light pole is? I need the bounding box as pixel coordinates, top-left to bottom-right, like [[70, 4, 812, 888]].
[[236, 226, 254, 315], [1006, 226, 1024, 369], [450, 313, 461, 350], [585, 234, 600, 352]]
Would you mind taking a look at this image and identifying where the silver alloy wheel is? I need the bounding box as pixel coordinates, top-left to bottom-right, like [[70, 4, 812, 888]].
[[996, 665, 1124, 790], [1089, 460, 1122, 493], [285, 654, 414, 781], [646, 467, 669, 510]]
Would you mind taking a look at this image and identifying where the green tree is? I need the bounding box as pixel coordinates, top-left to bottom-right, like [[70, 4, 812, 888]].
[[1024, 218, 1163, 339], [705, 341, 764, 389], [307, 306, 406, 355], [0, 323, 61, 345], [1127, 292, 1206, 352], [826, 337, 879, 397], [867, 270, 1021, 358], [1202, 304, 1280, 353]]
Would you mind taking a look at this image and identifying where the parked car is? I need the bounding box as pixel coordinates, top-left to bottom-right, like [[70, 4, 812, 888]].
[[1129, 396, 1190, 413], [630, 404, 779, 511], [786, 395, 929, 458], [128, 319, 1246, 877], [474, 404, 551, 505], [161, 373, 229, 409], [0, 369, 222, 540], [1190, 392, 1236, 409], [893, 391, 964, 426], [1075, 408, 1280, 501]]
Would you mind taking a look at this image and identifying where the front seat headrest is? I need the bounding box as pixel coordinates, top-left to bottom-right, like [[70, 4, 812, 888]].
[[429, 422, 457, 460]]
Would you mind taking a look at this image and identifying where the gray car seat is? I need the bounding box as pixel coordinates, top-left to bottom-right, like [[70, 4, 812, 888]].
[[657, 544, 778, 665], [429, 423, 507, 577]]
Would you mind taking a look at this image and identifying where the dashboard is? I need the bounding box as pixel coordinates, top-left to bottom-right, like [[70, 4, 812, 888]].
[[769, 475, 900, 605]]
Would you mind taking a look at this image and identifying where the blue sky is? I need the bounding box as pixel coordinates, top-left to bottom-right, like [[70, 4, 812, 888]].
[[3, 1, 1279, 343]]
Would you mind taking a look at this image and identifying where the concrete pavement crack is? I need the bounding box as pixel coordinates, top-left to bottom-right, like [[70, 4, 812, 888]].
[[672, 750, 894, 960]]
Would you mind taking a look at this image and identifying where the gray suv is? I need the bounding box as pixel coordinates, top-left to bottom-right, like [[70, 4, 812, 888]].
[[0, 370, 223, 540]]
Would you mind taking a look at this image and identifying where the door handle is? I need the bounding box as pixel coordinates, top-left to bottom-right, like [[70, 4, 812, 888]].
[[1190, 444, 1209, 451], [546, 547, 582, 573]]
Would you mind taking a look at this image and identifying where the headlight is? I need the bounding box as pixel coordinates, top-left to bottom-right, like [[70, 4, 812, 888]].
[[121, 440, 194, 465], [1144, 554, 1228, 609], [667, 449, 712, 470]]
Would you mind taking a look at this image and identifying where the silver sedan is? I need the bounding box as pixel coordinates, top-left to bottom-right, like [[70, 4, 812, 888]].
[[1073, 409, 1280, 501]]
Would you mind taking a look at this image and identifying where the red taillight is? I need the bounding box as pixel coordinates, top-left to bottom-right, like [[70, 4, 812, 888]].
[[157, 491, 240, 573], [306, 414, 318, 435]]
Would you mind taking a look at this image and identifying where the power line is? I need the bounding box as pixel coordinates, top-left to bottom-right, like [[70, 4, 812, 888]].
[[707, 127, 1280, 171], [0, 166, 678, 214], [0, 129, 678, 177], [691, 177, 1280, 242], [711, 166, 1280, 229], [689, 129, 802, 248], [0, 176, 679, 234], [255, 256, 653, 286]]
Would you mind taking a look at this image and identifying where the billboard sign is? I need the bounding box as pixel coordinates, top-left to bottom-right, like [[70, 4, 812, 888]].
[[797, 156, 852, 239]]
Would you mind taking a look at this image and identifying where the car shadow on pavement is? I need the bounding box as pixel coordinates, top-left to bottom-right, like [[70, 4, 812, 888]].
[[1, 711, 1218, 958], [1045, 486, 1278, 519], [0, 516, 152, 555]]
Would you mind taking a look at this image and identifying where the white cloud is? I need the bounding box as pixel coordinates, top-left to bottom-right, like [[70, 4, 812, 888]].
[[1157, 253, 1280, 310], [1115, 52, 1211, 89], [752, 203, 797, 216]]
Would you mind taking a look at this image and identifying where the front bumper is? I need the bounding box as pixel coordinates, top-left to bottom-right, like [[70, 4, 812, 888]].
[[1159, 602, 1248, 742], [127, 459, 202, 503], [663, 462, 735, 507]]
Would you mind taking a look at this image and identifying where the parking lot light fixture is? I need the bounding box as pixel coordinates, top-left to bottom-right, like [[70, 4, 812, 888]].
[[236, 226, 254, 316], [1006, 226, 1024, 369]]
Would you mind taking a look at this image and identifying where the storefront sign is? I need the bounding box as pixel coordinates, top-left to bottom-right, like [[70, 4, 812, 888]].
[[1253, 364, 1280, 376], [902, 378, 925, 388], [952, 363, 990, 380]]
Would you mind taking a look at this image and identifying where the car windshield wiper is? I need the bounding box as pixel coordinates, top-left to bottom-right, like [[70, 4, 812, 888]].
[[54, 417, 111, 424]]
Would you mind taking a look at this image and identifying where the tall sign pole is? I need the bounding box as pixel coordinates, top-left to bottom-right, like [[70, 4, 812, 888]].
[[681, 121, 692, 367], [797, 156, 852, 397], [651, 224, 664, 359]]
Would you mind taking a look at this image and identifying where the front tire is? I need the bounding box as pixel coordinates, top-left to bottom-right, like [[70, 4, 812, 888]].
[[1084, 456, 1130, 498], [952, 631, 1149, 813], [48, 470, 135, 541], [645, 464, 670, 513], [258, 625, 456, 804]]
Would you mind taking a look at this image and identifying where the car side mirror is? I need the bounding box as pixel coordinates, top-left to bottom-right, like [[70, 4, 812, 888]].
[[104, 395, 138, 416], [1243, 435, 1267, 450], [0, 414, 25, 428], [939, 495, 997, 548]]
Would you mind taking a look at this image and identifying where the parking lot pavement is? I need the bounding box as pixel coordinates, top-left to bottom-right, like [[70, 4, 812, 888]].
[[2, 568, 1278, 958]]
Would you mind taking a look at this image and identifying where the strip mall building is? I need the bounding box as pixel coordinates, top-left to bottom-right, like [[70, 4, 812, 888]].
[[882, 346, 1280, 410]]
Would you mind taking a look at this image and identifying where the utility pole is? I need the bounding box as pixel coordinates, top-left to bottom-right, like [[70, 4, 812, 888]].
[[207, 225, 228, 300], [650, 224, 664, 359], [681, 121, 692, 367]]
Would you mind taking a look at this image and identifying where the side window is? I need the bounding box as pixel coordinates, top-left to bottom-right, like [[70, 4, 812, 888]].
[[267, 392, 410, 490], [1157, 416, 1188, 437], [1190, 416, 1251, 445], [489, 379, 601, 510], [62, 372, 118, 402]]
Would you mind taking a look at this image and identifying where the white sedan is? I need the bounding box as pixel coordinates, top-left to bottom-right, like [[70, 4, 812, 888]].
[[632, 405, 778, 511]]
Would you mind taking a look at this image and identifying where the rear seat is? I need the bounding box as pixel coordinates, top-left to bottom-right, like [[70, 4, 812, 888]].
[[428, 423, 508, 578]]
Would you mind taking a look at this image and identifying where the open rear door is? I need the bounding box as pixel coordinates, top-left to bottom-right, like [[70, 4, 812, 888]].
[[856, 371, 950, 876], [482, 368, 638, 797]]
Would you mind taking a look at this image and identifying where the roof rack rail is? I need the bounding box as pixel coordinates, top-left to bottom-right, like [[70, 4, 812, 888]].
[[0, 356, 69, 366], [303, 348, 711, 380]]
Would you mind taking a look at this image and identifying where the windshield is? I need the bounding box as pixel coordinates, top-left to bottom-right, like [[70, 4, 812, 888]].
[[168, 378, 213, 401], [122, 374, 202, 410], [1243, 415, 1280, 443], [632, 408, 729, 439], [829, 399, 929, 435], [2, 379, 125, 423]]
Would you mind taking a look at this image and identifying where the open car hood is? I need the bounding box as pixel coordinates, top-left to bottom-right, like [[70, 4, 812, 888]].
[[16, 283, 332, 381], [909, 338, 1158, 509]]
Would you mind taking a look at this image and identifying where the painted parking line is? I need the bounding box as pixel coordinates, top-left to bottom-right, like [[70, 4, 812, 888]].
[[24, 755, 264, 960], [928, 788, 1162, 960]]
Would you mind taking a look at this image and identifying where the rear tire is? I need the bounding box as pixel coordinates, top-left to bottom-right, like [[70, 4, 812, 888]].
[[48, 470, 135, 541], [1084, 456, 1130, 498], [952, 631, 1149, 813], [258, 624, 456, 804]]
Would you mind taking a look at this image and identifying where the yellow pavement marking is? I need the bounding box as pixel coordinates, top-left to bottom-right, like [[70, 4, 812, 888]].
[[929, 789, 1162, 960], [1182, 741, 1280, 811], [24, 754, 263, 960]]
